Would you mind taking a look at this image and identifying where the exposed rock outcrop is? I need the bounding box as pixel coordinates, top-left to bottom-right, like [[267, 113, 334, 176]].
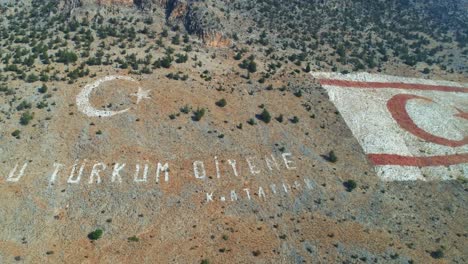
[[61, 0, 231, 47], [182, 2, 231, 47]]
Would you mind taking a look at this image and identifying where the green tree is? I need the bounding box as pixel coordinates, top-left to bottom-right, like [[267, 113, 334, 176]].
[[56, 50, 78, 65], [258, 109, 271, 123], [87, 229, 103, 240], [20, 111, 34, 125]]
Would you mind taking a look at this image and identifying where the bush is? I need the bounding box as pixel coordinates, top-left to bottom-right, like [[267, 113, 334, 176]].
[[180, 105, 191, 114], [175, 53, 188, 63], [327, 150, 337, 163], [215, 99, 227, 107], [128, 236, 139, 242], [56, 50, 78, 64], [234, 52, 242, 60], [239, 58, 257, 73], [11, 130, 21, 138], [430, 249, 444, 259], [20, 111, 34, 126], [248, 60, 257, 73], [38, 84, 48, 94], [16, 100, 32, 111], [247, 118, 256, 125], [26, 73, 39, 83], [294, 90, 302, 97], [258, 109, 271, 123], [88, 229, 103, 240], [276, 114, 284, 123], [159, 55, 173, 68], [291, 116, 299, 123], [192, 108, 205, 121], [343, 180, 357, 192]]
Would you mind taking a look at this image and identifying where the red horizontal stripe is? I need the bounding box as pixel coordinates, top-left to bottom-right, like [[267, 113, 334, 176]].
[[368, 153, 468, 167], [319, 79, 468, 93]]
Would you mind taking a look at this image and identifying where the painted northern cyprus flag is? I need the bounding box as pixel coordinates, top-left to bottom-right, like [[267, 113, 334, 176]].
[[312, 72, 468, 181]]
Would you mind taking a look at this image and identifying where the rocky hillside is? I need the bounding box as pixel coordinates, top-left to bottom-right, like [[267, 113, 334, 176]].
[[0, 0, 467, 263], [59, 0, 468, 76]]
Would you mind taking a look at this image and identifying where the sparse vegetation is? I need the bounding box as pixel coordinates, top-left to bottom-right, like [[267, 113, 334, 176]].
[[258, 109, 271, 123], [180, 105, 191, 114], [192, 108, 205, 121], [247, 118, 256, 126], [88, 229, 103, 240], [215, 99, 227, 107], [325, 150, 337, 163], [430, 249, 444, 259], [20, 111, 34, 125], [343, 180, 357, 192], [276, 114, 284, 123], [128, 236, 139, 242], [38, 84, 48, 94], [11, 130, 21, 139]]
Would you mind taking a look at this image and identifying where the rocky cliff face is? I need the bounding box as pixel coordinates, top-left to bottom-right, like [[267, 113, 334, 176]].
[[61, 0, 231, 47], [181, 2, 231, 47]]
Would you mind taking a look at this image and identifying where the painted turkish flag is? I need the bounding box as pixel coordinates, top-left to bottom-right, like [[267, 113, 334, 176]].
[[312, 72, 468, 181]]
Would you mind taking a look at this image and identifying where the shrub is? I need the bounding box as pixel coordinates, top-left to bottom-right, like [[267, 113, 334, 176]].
[[430, 249, 444, 259], [248, 60, 257, 73], [159, 55, 173, 68], [215, 99, 227, 107], [20, 111, 34, 125], [276, 114, 284, 123], [291, 116, 299, 123], [172, 34, 180, 45], [56, 49, 78, 64], [88, 229, 103, 240], [180, 105, 191, 114], [247, 118, 256, 125], [26, 73, 39, 83], [200, 260, 209, 264], [192, 108, 205, 121], [11, 130, 21, 138], [234, 52, 242, 60], [128, 236, 139, 242], [343, 180, 357, 192], [258, 109, 271, 123], [239, 58, 257, 73], [175, 53, 188, 63], [327, 150, 337, 163], [38, 84, 48, 94], [16, 100, 32, 111]]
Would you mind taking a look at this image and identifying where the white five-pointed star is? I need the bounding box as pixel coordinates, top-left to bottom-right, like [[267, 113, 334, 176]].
[[131, 87, 151, 104]]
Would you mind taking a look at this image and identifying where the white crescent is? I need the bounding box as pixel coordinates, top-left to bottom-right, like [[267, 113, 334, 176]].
[[76, 75, 138, 117]]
